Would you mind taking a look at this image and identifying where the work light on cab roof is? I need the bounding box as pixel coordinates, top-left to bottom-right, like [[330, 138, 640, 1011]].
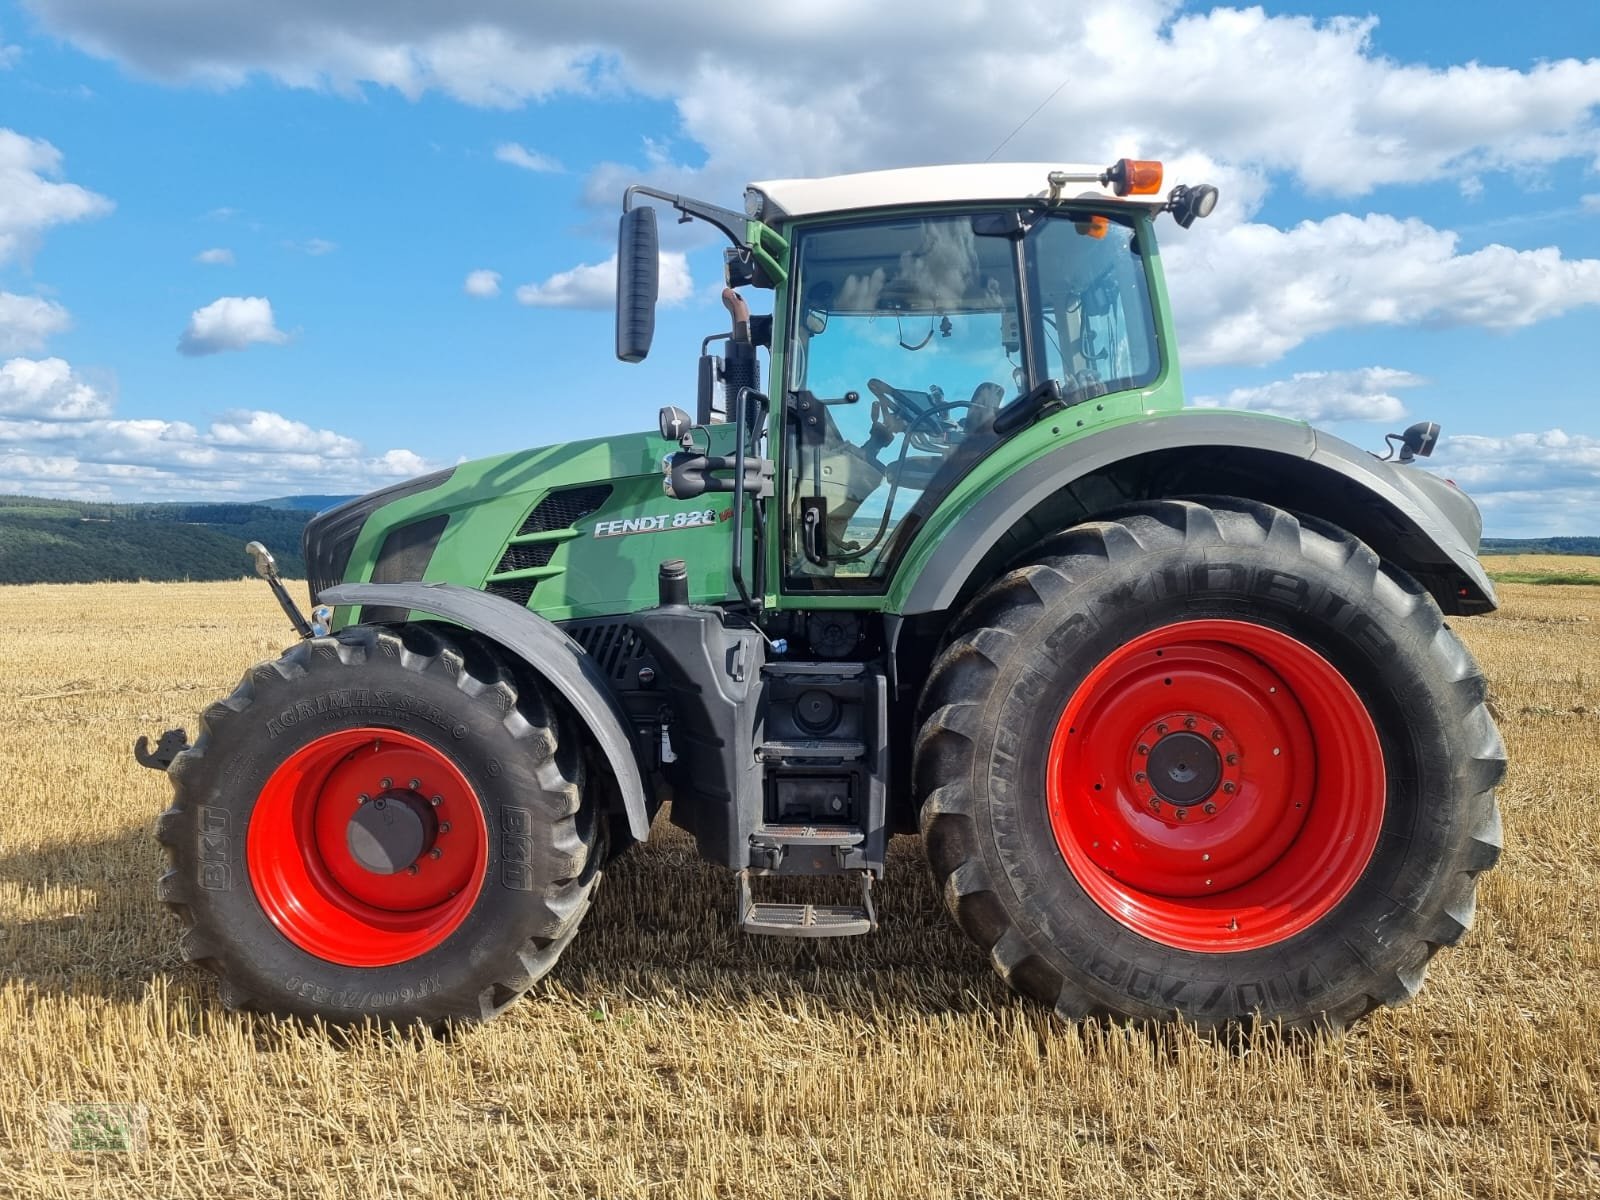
[[139, 154, 1503, 1040]]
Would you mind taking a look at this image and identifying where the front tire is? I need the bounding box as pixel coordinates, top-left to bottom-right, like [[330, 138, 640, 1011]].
[[156, 624, 602, 1027], [914, 498, 1504, 1032]]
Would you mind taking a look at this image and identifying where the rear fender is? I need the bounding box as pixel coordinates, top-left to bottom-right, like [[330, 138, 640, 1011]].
[[321, 582, 650, 841], [892, 411, 1496, 618]]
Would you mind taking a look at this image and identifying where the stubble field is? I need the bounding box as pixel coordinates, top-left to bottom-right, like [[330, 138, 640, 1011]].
[[1, 571, 1597, 1199]]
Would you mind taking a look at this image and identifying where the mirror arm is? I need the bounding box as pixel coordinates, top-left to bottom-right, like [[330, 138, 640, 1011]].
[[624, 185, 749, 250]]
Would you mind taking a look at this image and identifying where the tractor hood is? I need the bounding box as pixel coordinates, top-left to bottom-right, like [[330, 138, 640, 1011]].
[[305, 424, 744, 624]]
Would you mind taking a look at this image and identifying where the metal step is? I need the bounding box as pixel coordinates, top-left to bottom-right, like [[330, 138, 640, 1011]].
[[749, 824, 865, 872], [757, 739, 867, 761], [751, 823, 864, 848], [737, 870, 877, 938], [763, 660, 865, 678]]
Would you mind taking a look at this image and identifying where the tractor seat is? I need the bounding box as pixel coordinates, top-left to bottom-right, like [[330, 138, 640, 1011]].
[[882, 456, 945, 491]]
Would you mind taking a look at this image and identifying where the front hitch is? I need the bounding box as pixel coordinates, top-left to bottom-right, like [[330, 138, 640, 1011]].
[[134, 728, 191, 771]]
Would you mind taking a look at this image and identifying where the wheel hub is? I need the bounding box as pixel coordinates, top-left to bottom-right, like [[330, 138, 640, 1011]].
[[1046, 620, 1386, 952], [246, 728, 488, 968], [346, 789, 438, 875], [1145, 731, 1220, 807]]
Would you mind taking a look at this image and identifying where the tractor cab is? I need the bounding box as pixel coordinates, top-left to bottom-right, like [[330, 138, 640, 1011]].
[[620, 160, 1206, 604]]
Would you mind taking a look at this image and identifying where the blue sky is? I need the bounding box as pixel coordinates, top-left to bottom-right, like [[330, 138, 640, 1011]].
[[1, 1, 1598, 535]]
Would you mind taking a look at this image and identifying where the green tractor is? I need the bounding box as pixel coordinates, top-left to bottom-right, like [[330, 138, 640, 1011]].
[[139, 159, 1504, 1032]]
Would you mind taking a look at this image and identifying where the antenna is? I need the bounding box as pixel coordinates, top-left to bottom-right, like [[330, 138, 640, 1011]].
[[985, 77, 1070, 162]]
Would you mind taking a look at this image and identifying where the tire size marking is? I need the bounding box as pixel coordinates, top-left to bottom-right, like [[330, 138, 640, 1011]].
[[282, 973, 443, 1010], [592, 510, 717, 539]]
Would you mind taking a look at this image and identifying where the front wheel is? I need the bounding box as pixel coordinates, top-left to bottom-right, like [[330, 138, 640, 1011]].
[[156, 624, 603, 1027], [914, 498, 1504, 1032]]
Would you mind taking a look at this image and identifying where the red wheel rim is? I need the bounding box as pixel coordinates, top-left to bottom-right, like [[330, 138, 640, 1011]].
[[1046, 619, 1384, 952], [246, 727, 489, 967]]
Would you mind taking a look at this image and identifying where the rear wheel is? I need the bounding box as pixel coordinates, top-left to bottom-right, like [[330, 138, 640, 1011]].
[[914, 498, 1504, 1031], [157, 623, 602, 1026]]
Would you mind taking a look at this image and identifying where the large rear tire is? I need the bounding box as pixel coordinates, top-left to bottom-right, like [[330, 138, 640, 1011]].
[[156, 623, 602, 1027], [914, 498, 1504, 1032]]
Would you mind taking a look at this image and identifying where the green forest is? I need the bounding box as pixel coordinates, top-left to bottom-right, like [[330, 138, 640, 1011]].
[[0, 494, 344, 584]]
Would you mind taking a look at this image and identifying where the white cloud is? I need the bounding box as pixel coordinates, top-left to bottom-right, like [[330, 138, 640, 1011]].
[[0, 42, 19, 70], [0, 399, 442, 501], [463, 268, 501, 298], [195, 246, 234, 265], [0, 126, 114, 263], [494, 142, 562, 172], [1432, 429, 1600, 537], [0, 355, 111, 419], [516, 250, 691, 309], [284, 236, 336, 255], [177, 295, 288, 356], [207, 409, 360, 454], [0, 292, 72, 353], [1194, 367, 1421, 423], [22, 4, 1600, 199], [1165, 214, 1600, 367], [1583, 194, 1600, 213]]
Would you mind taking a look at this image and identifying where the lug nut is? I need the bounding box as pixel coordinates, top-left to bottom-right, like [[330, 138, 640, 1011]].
[[380, 777, 392, 790], [409, 778, 420, 790], [1202, 853, 1211, 862], [1174, 809, 1187, 820], [1226, 753, 1239, 766], [1222, 782, 1237, 794], [356, 793, 369, 805], [1211, 728, 1225, 741], [429, 848, 442, 860], [1156, 723, 1169, 735], [1134, 772, 1147, 783], [406, 865, 419, 876], [1148, 798, 1160, 811], [1137, 743, 1150, 756], [438, 822, 451, 834], [1203, 802, 1217, 814], [1184, 716, 1197, 729], [430, 795, 443, 807]]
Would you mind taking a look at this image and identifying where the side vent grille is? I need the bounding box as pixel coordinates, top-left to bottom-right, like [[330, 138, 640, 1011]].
[[494, 542, 556, 574], [485, 579, 538, 608], [568, 621, 648, 681], [518, 484, 612, 535]]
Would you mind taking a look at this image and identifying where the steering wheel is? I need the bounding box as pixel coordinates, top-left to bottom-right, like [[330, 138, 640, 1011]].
[[866, 377, 953, 453]]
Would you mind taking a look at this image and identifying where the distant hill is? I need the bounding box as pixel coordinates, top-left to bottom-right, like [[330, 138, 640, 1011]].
[[256, 494, 357, 512], [1480, 537, 1600, 556], [0, 493, 322, 584]]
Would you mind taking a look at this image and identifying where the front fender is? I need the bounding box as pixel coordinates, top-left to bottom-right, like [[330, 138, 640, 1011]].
[[891, 410, 1495, 617], [321, 582, 651, 841]]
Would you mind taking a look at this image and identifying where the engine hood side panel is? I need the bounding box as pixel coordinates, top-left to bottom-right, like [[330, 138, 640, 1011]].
[[310, 427, 745, 627]]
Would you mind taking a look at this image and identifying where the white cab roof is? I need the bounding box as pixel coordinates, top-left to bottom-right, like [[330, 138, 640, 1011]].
[[749, 163, 1166, 220]]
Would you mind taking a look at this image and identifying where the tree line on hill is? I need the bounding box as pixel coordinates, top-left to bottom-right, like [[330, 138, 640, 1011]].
[[0, 494, 345, 584]]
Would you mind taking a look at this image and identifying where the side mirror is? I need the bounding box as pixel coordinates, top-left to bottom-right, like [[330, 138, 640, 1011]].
[[697, 354, 726, 425], [658, 405, 692, 444], [616, 206, 659, 363], [1397, 420, 1440, 464]]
